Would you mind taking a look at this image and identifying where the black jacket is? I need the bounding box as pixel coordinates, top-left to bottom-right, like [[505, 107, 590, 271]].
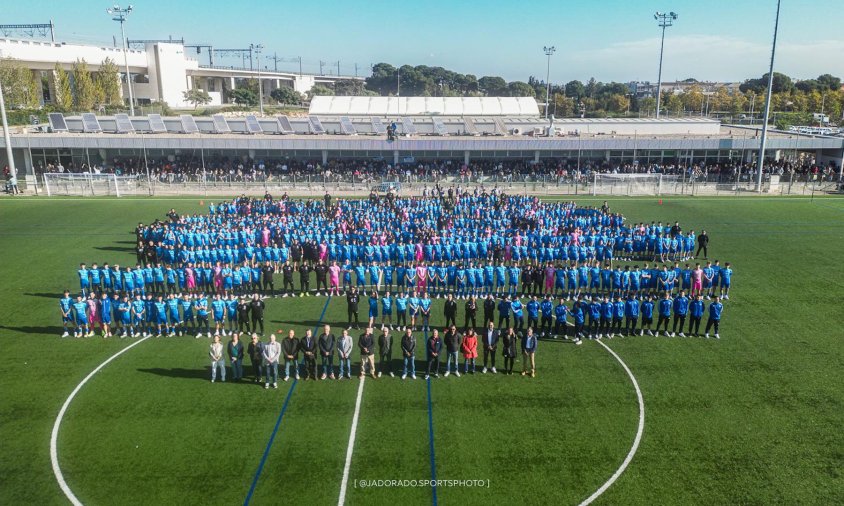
[[318, 333, 336, 355], [444, 299, 457, 317], [299, 335, 317, 355], [378, 333, 393, 355], [444, 330, 462, 353], [482, 328, 500, 350], [502, 331, 518, 358], [483, 298, 496, 316], [358, 333, 374, 355], [401, 334, 416, 355], [282, 337, 299, 358]]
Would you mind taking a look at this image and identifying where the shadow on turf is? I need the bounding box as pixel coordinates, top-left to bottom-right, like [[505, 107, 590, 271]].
[[94, 245, 136, 253], [25, 292, 65, 300], [0, 325, 64, 335], [137, 367, 210, 381]]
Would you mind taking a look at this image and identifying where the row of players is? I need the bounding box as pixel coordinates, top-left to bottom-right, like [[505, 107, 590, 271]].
[[209, 324, 545, 386], [59, 288, 725, 342], [73, 259, 734, 301]]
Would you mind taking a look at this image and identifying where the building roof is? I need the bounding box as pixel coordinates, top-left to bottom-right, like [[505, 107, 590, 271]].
[[308, 96, 541, 117]]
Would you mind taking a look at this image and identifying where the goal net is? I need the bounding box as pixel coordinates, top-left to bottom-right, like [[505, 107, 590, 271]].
[[43, 173, 135, 197], [592, 173, 679, 196]]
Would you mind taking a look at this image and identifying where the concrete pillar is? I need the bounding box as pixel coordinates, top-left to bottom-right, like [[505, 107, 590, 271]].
[[322, 150, 328, 164], [534, 150, 540, 163], [464, 150, 470, 165], [393, 150, 399, 165]]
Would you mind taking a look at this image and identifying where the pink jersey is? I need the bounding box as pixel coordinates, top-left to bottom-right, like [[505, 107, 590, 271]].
[[545, 266, 556, 283], [87, 299, 99, 322], [319, 243, 328, 261], [692, 268, 703, 281], [261, 228, 271, 246], [416, 266, 427, 284], [329, 265, 341, 284]]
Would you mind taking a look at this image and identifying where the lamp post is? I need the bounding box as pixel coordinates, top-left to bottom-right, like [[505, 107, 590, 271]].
[[106, 4, 135, 116], [0, 76, 17, 186], [543, 46, 555, 119], [653, 11, 678, 118], [250, 43, 264, 115], [756, 0, 781, 193]]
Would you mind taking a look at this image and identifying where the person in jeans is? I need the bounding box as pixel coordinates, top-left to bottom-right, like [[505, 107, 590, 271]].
[[247, 333, 264, 384], [299, 329, 318, 380], [337, 329, 353, 379], [378, 328, 394, 378], [209, 335, 225, 382], [358, 327, 376, 379], [262, 333, 281, 389], [400, 328, 416, 380], [426, 329, 442, 379], [318, 324, 336, 380], [521, 327, 537, 377], [444, 325, 462, 377], [227, 333, 244, 381], [282, 329, 300, 381]]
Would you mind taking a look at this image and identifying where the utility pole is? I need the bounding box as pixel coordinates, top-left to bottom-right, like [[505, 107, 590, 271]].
[[654, 11, 678, 118], [319, 60, 325, 76], [107, 4, 135, 115], [0, 76, 17, 184], [251, 43, 264, 115], [543, 46, 555, 120], [756, 0, 781, 193]]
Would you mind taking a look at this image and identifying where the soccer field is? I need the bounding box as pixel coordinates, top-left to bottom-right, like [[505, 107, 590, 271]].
[[1, 196, 843, 506]]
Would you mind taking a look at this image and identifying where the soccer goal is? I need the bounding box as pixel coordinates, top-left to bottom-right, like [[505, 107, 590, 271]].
[[592, 173, 679, 196], [43, 173, 130, 197]]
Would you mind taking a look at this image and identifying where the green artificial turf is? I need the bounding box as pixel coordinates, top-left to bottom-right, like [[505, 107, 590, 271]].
[[0, 196, 842, 505]]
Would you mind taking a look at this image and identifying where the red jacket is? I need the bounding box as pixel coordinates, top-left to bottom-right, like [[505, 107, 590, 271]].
[[461, 334, 478, 359]]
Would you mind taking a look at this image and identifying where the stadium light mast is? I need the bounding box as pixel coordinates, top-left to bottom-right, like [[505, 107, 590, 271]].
[[756, 0, 781, 193], [653, 11, 678, 118], [107, 4, 135, 116], [543, 46, 555, 120], [250, 43, 264, 115], [0, 77, 17, 184]]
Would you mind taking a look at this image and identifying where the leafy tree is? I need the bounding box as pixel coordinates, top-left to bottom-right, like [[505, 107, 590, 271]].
[[96, 57, 122, 105], [816, 73, 841, 91], [365, 63, 398, 95], [681, 85, 704, 113], [0, 57, 40, 108], [71, 59, 96, 110], [335, 79, 366, 96], [739, 72, 794, 94], [229, 88, 258, 106], [665, 93, 684, 115], [307, 84, 335, 99], [270, 86, 302, 105], [478, 76, 507, 96], [507, 81, 535, 97], [565, 80, 586, 100], [607, 94, 631, 114], [639, 97, 657, 116], [585, 77, 598, 98], [183, 88, 212, 109], [53, 63, 73, 111]]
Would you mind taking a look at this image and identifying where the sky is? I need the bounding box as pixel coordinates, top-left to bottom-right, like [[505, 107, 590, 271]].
[[4, 0, 843, 84]]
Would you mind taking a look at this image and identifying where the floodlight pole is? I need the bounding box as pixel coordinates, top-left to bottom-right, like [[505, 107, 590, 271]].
[[251, 43, 264, 115], [0, 78, 17, 183], [654, 11, 678, 118], [756, 0, 781, 193], [543, 46, 555, 120], [107, 4, 135, 116]]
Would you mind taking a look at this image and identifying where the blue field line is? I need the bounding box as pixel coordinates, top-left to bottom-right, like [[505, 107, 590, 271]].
[[243, 296, 332, 506], [424, 328, 439, 506]]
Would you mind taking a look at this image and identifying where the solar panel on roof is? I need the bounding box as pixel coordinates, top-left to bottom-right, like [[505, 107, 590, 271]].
[[339, 116, 357, 135], [147, 113, 167, 133], [180, 114, 199, 133], [308, 116, 325, 135], [244, 115, 263, 134], [211, 114, 231, 133], [492, 117, 507, 136], [48, 113, 68, 132], [432, 117, 448, 136], [276, 115, 294, 134], [463, 117, 480, 136], [81, 113, 102, 133], [401, 117, 417, 135], [114, 113, 135, 133], [370, 117, 387, 135]]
